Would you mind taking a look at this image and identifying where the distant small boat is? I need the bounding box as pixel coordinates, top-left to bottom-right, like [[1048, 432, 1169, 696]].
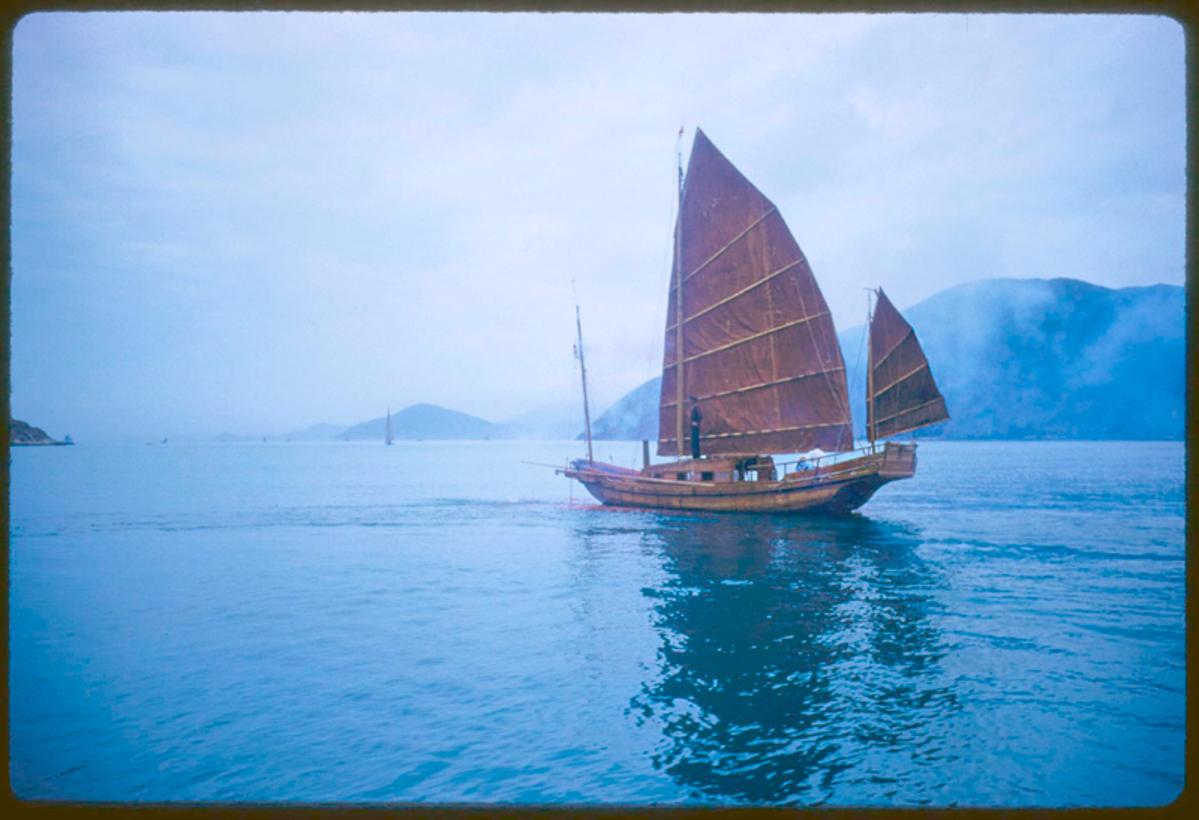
[[561, 128, 948, 514], [385, 405, 394, 446]]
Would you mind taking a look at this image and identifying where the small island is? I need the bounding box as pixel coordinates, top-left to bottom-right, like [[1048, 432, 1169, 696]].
[[10, 419, 73, 446]]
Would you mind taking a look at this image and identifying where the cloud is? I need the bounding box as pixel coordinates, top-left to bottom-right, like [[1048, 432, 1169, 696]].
[[9, 11, 1184, 440]]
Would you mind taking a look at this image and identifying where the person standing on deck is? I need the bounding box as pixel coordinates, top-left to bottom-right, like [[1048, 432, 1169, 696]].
[[689, 396, 703, 459]]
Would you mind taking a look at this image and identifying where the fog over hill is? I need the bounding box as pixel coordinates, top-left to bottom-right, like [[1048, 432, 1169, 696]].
[[269, 278, 1183, 444], [500, 406, 584, 440], [285, 405, 575, 442], [587, 278, 1184, 443], [589, 378, 661, 442], [288, 422, 350, 441]]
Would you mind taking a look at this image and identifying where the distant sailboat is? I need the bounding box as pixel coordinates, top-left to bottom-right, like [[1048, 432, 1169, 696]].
[[385, 405, 394, 446], [561, 128, 948, 513]]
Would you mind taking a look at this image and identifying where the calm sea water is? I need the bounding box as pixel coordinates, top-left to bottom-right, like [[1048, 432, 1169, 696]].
[[8, 440, 1185, 806]]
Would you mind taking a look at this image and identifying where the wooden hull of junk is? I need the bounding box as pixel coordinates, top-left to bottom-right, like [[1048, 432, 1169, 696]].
[[561, 442, 916, 515]]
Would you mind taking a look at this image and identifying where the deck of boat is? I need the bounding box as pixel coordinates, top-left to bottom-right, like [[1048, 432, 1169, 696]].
[[560, 442, 916, 514]]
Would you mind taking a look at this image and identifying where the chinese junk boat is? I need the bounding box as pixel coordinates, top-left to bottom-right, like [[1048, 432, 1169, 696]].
[[560, 128, 948, 514]]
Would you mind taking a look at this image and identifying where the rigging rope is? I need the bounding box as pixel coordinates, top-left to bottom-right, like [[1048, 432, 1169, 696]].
[[847, 289, 871, 448]]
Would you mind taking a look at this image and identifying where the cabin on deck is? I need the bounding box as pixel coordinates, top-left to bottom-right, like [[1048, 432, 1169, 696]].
[[642, 455, 781, 483]]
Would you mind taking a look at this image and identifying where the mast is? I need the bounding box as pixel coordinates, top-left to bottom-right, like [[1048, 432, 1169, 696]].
[[674, 129, 686, 461], [866, 290, 875, 446], [386, 405, 393, 445], [575, 303, 594, 463]]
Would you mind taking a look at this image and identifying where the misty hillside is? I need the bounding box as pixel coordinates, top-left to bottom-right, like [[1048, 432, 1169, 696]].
[[589, 278, 1184, 442], [340, 403, 518, 440], [500, 406, 583, 440], [288, 422, 350, 441], [10, 418, 69, 446], [589, 378, 661, 441]]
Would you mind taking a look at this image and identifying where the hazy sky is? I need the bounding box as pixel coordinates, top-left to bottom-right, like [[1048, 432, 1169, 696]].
[[10, 12, 1185, 441]]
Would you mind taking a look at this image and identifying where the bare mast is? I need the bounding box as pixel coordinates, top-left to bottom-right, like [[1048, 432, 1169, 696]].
[[575, 302, 594, 463], [674, 129, 686, 458]]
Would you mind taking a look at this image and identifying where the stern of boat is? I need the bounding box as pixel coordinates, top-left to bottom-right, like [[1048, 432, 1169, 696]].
[[878, 441, 917, 479]]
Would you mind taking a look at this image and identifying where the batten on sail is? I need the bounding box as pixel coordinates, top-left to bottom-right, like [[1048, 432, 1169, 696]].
[[867, 288, 949, 440], [657, 129, 853, 457]]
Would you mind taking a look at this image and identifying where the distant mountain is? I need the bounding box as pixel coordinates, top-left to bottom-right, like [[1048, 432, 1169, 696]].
[[10, 418, 71, 446], [214, 432, 263, 443], [340, 403, 517, 440], [287, 422, 349, 441], [501, 406, 582, 440], [586, 378, 660, 441], [588, 278, 1184, 442], [842, 278, 1184, 440]]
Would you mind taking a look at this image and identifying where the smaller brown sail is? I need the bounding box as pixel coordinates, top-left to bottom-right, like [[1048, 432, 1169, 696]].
[[867, 288, 948, 440]]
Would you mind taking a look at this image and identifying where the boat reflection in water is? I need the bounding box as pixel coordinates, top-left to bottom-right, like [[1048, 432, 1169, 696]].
[[628, 513, 959, 805]]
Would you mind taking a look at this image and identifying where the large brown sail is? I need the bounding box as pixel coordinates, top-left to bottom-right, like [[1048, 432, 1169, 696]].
[[657, 129, 852, 457], [867, 288, 949, 440]]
